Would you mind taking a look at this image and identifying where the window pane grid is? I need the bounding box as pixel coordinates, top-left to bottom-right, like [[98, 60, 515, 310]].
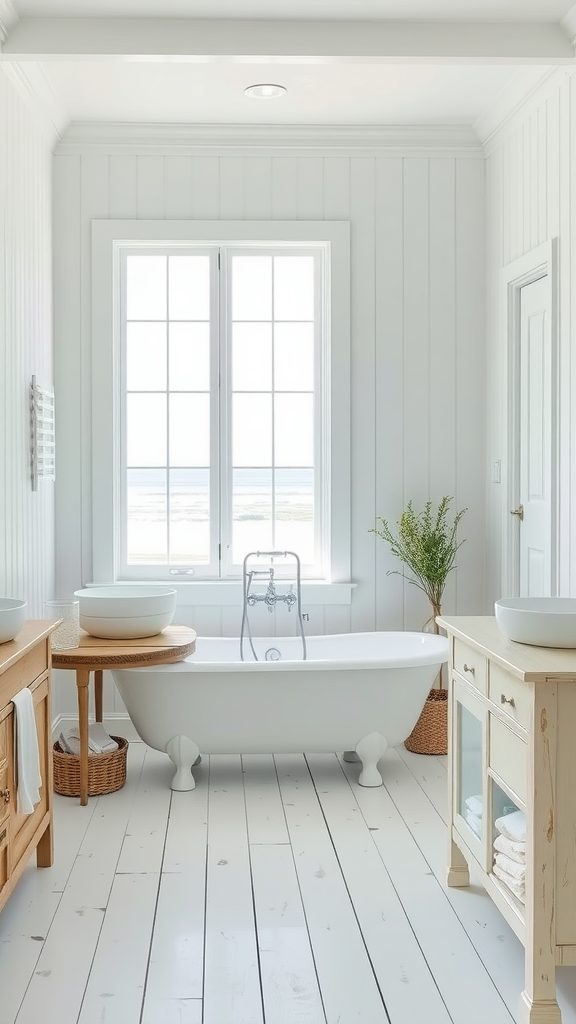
[[229, 254, 315, 566], [125, 251, 212, 567]]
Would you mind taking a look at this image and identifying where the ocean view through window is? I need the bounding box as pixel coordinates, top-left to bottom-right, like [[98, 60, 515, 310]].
[[121, 245, 325, 579]]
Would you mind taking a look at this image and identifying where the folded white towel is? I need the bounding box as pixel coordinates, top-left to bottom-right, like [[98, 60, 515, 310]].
[[493, 863, 526, 904], [465, 794, 483, 818], [60, 724, 118, 756], [494, 833, 526, 864], [12, 688, 42, 815], [465, 808, 482, 838], [494, 852, 526, 882], [495, 809, 526, 843]]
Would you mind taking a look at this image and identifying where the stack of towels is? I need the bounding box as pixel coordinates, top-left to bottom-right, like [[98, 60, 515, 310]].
[[59, 723, 118, 755], [464, 794, 483, 838], [493, 809, 526, 904]]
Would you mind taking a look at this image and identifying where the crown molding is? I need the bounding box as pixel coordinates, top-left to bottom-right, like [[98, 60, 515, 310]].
[[475, 66, 574, 154], [1, 61, 68, 147], [56, 121, 483, 156]]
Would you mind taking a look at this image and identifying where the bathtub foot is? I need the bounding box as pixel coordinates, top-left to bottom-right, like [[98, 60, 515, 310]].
[[166, 735, 200, 791], [356, 732, 388, 787], [342, 750, 361, 763]]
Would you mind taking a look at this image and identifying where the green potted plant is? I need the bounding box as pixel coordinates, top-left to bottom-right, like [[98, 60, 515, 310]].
[[371, 496, 467, 754]]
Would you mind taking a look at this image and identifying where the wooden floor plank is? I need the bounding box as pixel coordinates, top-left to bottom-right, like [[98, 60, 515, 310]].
[[242, 753, 290, 845], [142, 997, 203, 1024], [339, 754, 515, 1024], [275, 753, 389, 1024], [77, 872, 159, 1024], [307, 753, 452, 1024], [12, 744, 148, 1024], [116, 747, 173, 873], [203, 755, 264, 1024], [250, 843, 326, 1024]]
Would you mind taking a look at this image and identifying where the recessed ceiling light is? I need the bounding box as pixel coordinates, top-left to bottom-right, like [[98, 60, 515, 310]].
[[244, 84, 287, 99]]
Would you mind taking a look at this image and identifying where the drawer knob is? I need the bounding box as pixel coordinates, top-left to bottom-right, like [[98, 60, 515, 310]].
[[463, 663, 475, 674], [1, 788, 9, 803], [500, 694, 516, 708]]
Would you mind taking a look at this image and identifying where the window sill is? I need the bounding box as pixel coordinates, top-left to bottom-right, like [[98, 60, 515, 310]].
[[86, 581, 355, 606]]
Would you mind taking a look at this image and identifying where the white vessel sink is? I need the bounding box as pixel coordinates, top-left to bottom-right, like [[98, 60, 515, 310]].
[[0, 598, 27, 644], [495, 598, 576, 648], [74, 586, 177, 639]]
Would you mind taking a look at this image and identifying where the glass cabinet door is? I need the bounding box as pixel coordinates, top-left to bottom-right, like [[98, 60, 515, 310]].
[[453, 681, 486, 852]]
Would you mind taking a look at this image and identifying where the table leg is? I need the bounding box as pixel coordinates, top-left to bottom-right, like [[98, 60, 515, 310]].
[[76, 669, 90, 806], [94, 670, 103, 723]]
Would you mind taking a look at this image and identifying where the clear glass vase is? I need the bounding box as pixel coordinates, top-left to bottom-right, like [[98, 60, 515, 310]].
[[422, 602, 443, 689]]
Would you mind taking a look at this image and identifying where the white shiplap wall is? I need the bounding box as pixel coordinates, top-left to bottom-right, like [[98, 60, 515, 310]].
[[485, 69, 576, 605], [53, 138, 486, 717], [0, 68, 54, 616]]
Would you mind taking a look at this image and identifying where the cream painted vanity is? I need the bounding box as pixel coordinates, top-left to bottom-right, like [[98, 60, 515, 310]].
[[439, 615, 576, 1024], [0, 621, 54, 915]]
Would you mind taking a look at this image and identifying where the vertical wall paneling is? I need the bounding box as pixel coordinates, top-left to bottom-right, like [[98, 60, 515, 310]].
[[454, 159, 485, 614], [402, 158, 431, 628], [191, 157, 220, 219], [243, 157, 272, 220], [429, 158, 458, 618], [164, 156, 193, 220], [271, 157, 298, 219], [219, 156, 245, 220], [109, 155, 138, 219], [486, 69, 576, 603], [0, 68, 54, 618], [349, 157, 377, 633], [53, 140, 486, 717], [374, 158, 404, 631]]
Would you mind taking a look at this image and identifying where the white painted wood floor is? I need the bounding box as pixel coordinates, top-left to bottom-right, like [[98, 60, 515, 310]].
[[3, 743, 576, 1024]]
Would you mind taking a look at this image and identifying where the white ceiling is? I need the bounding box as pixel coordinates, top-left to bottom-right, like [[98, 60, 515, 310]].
[[11, 0, 576, 21], [39, 61, 523, 126], [5, 0, 575, 132]]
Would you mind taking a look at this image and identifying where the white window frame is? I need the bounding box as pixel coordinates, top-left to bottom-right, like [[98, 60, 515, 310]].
[[91, 220, 351, 595]]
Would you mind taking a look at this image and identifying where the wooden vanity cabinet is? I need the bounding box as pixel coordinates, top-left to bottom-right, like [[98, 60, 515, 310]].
[[0, 621, 55, 915], [439, 615, 576, 1024]]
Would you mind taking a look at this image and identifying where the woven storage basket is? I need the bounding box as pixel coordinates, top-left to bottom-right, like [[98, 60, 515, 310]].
[[53, 736, 128, 797], [404, 688, 448, 755]]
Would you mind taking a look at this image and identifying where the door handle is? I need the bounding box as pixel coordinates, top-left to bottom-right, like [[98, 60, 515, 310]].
[[510, 504, 524, 521]]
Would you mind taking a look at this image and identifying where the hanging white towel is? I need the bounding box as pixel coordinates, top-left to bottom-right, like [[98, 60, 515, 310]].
[[494, 851, 526, 882], [495, 809, 527, 843], [494, 833, 526, 864], [12, 688, 42, 815]]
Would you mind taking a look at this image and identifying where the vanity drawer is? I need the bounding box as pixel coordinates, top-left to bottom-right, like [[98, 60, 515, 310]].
[[489, 716, 527, 804], [453, 639, 487, 694], [489, 664, 529, 730]]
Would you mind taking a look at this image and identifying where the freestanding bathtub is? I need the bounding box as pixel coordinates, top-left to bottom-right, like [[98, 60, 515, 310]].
[[112, 631, 448, 791]]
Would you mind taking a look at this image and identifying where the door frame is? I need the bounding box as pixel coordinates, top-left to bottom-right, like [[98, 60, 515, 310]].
[[502, 239, 558, 598]]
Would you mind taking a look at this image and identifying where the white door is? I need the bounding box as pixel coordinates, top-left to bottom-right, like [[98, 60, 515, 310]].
[[515, 275, 554, 597]]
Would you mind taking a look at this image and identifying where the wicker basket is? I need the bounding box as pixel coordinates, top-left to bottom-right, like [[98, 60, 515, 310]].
[[53, 736, 128, 797], [404, 688, 448, 755]]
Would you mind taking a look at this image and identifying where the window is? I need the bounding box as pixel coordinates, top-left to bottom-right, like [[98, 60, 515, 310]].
[[92, 221, 350, 589]]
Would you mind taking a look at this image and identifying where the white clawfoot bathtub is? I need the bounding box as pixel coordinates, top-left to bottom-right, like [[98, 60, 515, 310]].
[[112, 631, 448, 791]]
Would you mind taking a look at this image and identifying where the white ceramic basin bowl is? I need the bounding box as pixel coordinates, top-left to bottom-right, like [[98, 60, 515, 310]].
[[74, 586, 177, 639], [495, 598, 576, 648], [0, 598, 27, 644]]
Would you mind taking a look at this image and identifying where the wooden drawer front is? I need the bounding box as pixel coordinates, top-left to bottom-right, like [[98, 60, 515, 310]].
[[0, 761, 9, 824], [0, 645, 47, 708], [489, 664, 530, 730], [489, 716, 527, 804], [453, 639, 487, 694]]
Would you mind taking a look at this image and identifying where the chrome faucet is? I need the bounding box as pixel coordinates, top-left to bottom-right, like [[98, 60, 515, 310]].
[[246, 568, 297, 613]]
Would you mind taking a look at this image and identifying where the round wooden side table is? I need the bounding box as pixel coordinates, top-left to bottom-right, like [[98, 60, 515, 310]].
[[52, 625, 196, 805]]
